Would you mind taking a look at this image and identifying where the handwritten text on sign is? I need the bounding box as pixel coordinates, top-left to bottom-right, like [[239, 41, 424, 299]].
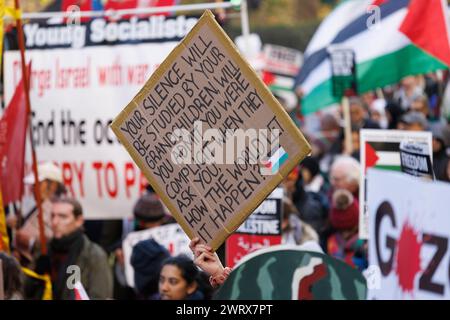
[[112, 11, 310, 249]]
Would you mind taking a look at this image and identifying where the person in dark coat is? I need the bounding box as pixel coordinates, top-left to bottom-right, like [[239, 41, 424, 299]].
[[131, 238, 170, 299], [25, 196, 113, 300]]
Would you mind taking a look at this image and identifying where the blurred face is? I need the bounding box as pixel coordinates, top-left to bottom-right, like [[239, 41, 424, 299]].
[[38, 180, 58, 201], [350, 103, 365, 126], [51, 202, 83, 239], [401, 76, 416, 89], [300, 168, 312, 184], [361, 92, 375, 107], [433, 138, 443, 153], [330, 165, 357, 193], [411, 99, 428, 117], [371, 110, 381, 123], [159, 265, 196, 300]]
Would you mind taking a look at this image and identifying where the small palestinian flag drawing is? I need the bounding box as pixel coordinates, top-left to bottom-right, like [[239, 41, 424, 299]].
[[262, 147, 289, 175]]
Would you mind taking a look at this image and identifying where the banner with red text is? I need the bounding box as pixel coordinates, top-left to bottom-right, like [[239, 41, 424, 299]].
[[368, 169, 450, 300], [3, 16, 197, 219]]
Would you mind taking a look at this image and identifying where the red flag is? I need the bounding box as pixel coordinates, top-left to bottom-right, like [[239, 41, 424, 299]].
[[400, 0, 450, 67], [0, 64, 30, 204], [262, 71, 276, 86]]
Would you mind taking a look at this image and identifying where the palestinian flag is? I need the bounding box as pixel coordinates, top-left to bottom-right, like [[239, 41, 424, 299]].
[[262, 71, 298, 111], [295, 0, 450, 115], [365, 141, 402, 172]]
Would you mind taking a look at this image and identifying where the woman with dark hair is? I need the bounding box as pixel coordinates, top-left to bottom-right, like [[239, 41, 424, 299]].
[[157, 255, 206, 300], [0, 252, 24, 300]]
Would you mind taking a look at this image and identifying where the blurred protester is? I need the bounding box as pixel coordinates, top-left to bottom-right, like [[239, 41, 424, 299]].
[[323, 156, 362, 254], [398, 111, 428, 131], [385, 100, 405, 129], [133, 192, 175, 231], [281, 197, 319, 245], [112, 191, 174, 299], [0, 252, 24, 299], [432, 124, 450, 182], [15, 162, 67, 265], [424, 73, 441, 118], [361, 92, 376, 110], [292, 174, 329, 237], [410, 94, 430, 119], [329, 156, 360, 198], [130, 238, 170, 299], [370, 99, 388, 129], [157, 255, 207, 300], [394, 76, 424, 111], [349, 97, 380, 130], [25, 196, 112, 300], [340, 126, 362, 160], [327, 189, 367, 271], [300, 156, 329, 195], [314, 113, 343, 173]]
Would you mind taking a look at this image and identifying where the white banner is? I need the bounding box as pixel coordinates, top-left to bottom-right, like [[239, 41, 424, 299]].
[[359, 129, 432, 239], [122, 223, 192, 288], [368, 169, 450, 300], [263, 44, 303, 77], [3, 18, 197, 219]]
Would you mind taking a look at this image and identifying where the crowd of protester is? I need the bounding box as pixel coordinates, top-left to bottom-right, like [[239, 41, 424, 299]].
[[1, 72, 450, 300]]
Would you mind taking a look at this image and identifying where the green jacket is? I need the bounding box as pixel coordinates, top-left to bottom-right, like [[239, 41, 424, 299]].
[[26, 235, 113, 300], [63, 234, 113, 300]]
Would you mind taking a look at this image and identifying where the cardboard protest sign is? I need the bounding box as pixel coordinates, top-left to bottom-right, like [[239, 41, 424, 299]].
[[111, 10, 311, 250], [367, 169, 450, 299], [122, 223, 192, 288], [359, 129, 432, 239], [215, 245, 367, 300], [225, 187, 283, 267]]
